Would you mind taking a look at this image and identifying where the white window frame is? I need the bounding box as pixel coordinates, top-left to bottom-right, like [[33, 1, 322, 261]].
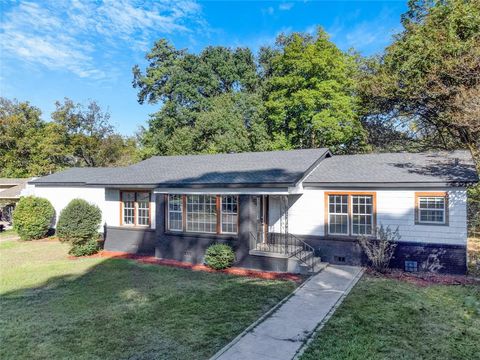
[[122, 191, 135, 226], [327, 194, 349, 236], [167, 194, 183, 231], [136, 192, 150, 226], [221, 195, 238, 234], [121, 191, 151, 227], [351, 195, 374, 236], [185, 195, 217, 234], [417, 196, 447, 225]]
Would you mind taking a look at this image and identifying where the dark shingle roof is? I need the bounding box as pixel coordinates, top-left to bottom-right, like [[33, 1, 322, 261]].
[[31, 149, 330, 187], [305, 150, 478, 186]]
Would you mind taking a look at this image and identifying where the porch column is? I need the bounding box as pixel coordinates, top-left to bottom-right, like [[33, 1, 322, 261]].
[[237, 195, 255, 259]]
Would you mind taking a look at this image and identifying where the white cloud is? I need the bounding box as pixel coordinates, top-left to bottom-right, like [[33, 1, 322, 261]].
[[0, 0, 204, 79], [262, 6, 275, 16], [279, 3, 294, 11]]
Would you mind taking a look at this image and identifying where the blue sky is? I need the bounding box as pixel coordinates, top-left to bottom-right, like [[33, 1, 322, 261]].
[[0, 0, 408, 136]]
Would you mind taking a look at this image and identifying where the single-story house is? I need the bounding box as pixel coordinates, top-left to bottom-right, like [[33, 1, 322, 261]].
[[0, 178, 31, 225], [27, 149, 478, 274]]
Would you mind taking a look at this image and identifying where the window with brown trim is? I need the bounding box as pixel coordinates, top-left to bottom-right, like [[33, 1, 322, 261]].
[[166, 194, 239, 235], [415, 192, 448, 225], [120, 191, 151, 227], [325, 192, 376, 237]]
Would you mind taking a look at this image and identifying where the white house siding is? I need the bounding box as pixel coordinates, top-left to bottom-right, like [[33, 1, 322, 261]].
[[270, 188, 467, 246], [30, 186, 156, 230]]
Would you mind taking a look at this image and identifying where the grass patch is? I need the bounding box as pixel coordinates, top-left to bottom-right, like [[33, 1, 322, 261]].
[[0, 229, 16, 238], [468, 237, 480, 277], [0, 240, 295, 359], [301, 274, 480, 360]]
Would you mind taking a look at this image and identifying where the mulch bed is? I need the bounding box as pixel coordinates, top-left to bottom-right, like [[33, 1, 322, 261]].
[[366, 267, 480, 287], [70, 250, 303, 283]]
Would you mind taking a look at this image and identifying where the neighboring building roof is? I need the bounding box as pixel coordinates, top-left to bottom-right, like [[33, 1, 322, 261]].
[[304, 150, 478, 187], [30, 149, 331, 188], [0, 179, 30, 199], [0, 178, 27, 186]]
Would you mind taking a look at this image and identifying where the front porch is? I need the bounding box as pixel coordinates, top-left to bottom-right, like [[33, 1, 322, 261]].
[[249, 195, 326, 273]]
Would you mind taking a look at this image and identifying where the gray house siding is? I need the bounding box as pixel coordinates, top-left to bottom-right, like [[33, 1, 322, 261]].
[[103, 226, 156, 254], [296, 235, 466, 274], [153, 194, 288, 271]]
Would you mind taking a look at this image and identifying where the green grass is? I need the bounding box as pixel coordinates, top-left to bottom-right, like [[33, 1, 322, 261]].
[[301, 274, 480, 360], [0, 229, 16, 238], [0, 240, 296, 360]]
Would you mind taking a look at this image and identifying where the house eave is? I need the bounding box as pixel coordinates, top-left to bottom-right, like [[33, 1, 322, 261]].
[[303, 181, 476, 189]]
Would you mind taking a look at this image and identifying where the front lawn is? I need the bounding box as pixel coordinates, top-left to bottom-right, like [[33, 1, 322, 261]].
[[0, 228, 16, 238], [301, 274, 480, 360], [0, 240, 296, 359]]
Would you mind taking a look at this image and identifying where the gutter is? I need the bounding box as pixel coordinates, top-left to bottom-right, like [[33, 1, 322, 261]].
[[303, 181, 478, 189]]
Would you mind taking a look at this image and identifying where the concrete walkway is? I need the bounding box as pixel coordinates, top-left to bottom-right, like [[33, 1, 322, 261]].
[[212, 265, 364, 360]]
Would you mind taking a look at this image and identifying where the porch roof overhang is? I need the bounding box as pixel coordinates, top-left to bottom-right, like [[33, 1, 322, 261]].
[[153, 184, 303, 195]]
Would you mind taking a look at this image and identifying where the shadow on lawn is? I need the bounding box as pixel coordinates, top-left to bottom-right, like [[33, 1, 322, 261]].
[[0, 256, 294, 360]]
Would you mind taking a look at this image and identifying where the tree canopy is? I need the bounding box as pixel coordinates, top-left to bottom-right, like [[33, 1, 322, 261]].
[[263, 29, 368, 153], [0, 98, 138, 177], [132, 31, 369, 156], [359, 0, 480, 165], [3, 0, 479, 178]]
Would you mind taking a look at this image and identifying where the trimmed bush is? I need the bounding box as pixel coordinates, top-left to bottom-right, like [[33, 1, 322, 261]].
[[13, 196, 54, 240], [56, 199, 102, 256], [68, 239, 99, 257], [204, 243, 235, 270]]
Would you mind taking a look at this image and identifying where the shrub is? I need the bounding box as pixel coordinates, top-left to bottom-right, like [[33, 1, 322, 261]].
[[204, 243, 235, 270], [56, 199, 102, 256], [68, 239, 99, 257], [359, 225, 399, 273], [13, 196, 54, 240]]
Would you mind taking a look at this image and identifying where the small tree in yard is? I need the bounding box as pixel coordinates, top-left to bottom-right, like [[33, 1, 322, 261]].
[[13, 196, 54, 240], [359, 226, 400, 273], [57, 199, 102, 256], [204, 244, 235, 270]]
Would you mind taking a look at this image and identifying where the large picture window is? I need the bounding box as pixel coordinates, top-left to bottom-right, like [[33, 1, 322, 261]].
[[166, 194, 239, 235], [415, 193, 448, 225], [186, 195, 217, 233], [121, 191, 151, 226], [326, 193, 375, 236]]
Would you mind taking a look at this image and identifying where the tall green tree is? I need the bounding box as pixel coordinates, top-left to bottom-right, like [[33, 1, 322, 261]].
[[360, 0, 480, 165], [132, 40, 265, 155], [0, 98, 69, 177], [51, 98, 138, 167], [194, 93, 271, 154], [262, 28, 368, 153]]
